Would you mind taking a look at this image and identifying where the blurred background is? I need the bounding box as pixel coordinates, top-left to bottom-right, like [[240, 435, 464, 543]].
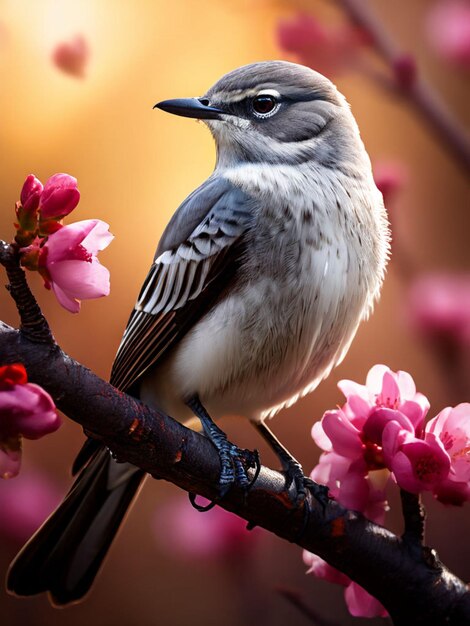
[[0, 1, 469, 624]]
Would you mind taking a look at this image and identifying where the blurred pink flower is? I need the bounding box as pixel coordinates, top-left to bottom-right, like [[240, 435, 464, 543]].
[[52, 35, 89, 78], [344, 582, 389, 618], [277, 13, 367, 76], [426, 1, 470, 69], [38, 173, 80, 221], [154, 496, 260, 561], [0, 364, 59, 479], [0, 469, 62, 542], [426, 403, 470, 504], [406, 273, 470, 345], [38, 219, 113, 313], [373, 161, 407, 207]]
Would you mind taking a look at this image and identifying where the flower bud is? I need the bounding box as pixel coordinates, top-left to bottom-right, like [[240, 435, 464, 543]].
[[20, 175, 43, 215], [16, 175, 43, 232], [38, 173, 80, 221]]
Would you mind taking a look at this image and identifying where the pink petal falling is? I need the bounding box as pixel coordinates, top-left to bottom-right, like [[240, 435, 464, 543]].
[[38, 219, 113, 313], [52, 35, 89, 78]]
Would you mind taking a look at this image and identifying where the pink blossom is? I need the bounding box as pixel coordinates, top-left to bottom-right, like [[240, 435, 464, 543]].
[[307, 364, 429, 617], [313, 365, 430, 473], [0, 469, 62, 542], [38, 173, 80, 221], [38, 219, 113, 313], [406, 273, 470, 346], [0, 364, 59, 479], [154, 496, 260, 560], [277, 13, 368, 77], [382, 421, 450, 494], [426, 403, 470, 504], [426, 1, 470, 69], [52, 35, 89, 78]]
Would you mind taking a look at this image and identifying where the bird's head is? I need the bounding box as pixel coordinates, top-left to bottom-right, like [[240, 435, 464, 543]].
[[155, 61, 366, 170]]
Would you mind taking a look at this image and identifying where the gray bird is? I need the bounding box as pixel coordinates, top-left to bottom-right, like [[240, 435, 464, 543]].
[[7, 60, 389, 606]]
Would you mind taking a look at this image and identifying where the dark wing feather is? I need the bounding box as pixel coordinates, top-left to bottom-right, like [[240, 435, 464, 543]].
[[73, 177, 253, 475], [109, 177, 254, 392]]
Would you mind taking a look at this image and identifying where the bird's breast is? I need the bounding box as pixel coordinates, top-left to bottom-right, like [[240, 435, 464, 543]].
[[143, 163, 388, 422]]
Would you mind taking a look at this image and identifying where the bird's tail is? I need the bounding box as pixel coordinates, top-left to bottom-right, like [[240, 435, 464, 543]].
[[6, 447, 146, 606]]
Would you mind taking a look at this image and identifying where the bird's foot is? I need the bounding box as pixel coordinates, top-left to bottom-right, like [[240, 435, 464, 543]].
[[283, 459, 329, 508], [186, 395, 260, 499]]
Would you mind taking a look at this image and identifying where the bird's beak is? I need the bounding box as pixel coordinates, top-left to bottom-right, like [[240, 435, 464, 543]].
[[154, 98, 225, 120]]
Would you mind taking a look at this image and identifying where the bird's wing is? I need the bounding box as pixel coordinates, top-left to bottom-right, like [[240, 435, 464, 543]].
[[109, 176, 254, 392]]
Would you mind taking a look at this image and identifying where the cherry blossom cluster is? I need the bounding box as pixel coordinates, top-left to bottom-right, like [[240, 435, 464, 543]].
[[0, 364, 60, 479], [305, 364, 470, 617], [15, 173, 113, 312]]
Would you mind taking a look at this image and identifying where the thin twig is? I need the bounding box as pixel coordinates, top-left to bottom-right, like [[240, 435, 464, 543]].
[[0, 242, 54, 344], [336, 0, 470, 173], [400, 489, 426, 548]]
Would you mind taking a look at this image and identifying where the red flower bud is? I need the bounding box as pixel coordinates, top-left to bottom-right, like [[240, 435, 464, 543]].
[[16, 175, 44, 233], [38, 173, 80, 221], [393, 55, 417, 90], [20, 175, 43, 215], [0, 364, 28, 389]]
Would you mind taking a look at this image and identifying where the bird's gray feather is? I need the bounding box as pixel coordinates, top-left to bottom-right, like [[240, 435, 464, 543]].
[[109, 178, 254, 391]]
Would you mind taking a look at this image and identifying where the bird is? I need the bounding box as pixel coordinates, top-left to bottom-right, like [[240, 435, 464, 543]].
[[7, 60, 389, 606]]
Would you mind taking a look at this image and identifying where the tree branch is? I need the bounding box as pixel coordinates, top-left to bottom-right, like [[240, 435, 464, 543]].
[[1, 242, 469, 626]]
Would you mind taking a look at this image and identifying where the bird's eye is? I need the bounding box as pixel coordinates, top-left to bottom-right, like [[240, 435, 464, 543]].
[[252, 94, 278, 117]]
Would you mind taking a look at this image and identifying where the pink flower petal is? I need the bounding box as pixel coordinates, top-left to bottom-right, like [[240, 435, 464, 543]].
[[311, 451, 351, 490], [81, 219, 114, 254], [311, 421, 332, 451], [303, 551, 350, 585], [381, 371, 401, 407], [364, 407, 414, 445], [346, 393, 372, 420], [51, 282, 80, 313], [322, 410, 363, 458], [434, 478, 470, 506], [44, 220, 96, 264], [0, 447, 21, 479], [48, 259, 110, 300], [365, 364, 390, 393], [382, 420, 408, 466], [338, 471, 370, 511], [345, 582, 388, 618]]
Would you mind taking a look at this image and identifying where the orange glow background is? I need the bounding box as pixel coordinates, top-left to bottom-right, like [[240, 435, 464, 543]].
[[0, 1, 469, 625]]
